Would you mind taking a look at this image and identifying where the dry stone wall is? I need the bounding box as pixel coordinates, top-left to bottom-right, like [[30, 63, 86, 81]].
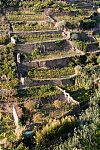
[[21, 54, 84, 69], [15, 39, 71, 53], [22, 76, 75, 87], [87, 42, 99, 51], [11, 30, 61, 36]]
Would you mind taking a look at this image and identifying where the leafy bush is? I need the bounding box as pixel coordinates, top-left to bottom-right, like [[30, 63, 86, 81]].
[[71, 32, 88, 42], [32, 48, 41, 59], [87, 54, 97, 64], [79, 32, 88, 42], [16, 143, 29, 150], [75, 41, 87, 52], [0, 114, 16, 149], [53, 100, 63, 108], [17, 84, 61, 99], [35, 116, 76, 144], [0, 35, 8, 44], [0, 44, 18, 90], [54, 90, 100, 150], [80, 20, 97, 30], [97, 56, 100, 64], [28, 67, 74, 78]]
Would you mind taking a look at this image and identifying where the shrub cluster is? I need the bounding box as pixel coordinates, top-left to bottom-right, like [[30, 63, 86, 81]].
[[19, 33, 62, 43], [28, 67, 74, 78], [35, 116, 76, 144], [0, 44, 18, 89], [75, 40, 87, 52], [97, 56, 100, 64], [80, 19, 97, 30], [0, 35, 9, 45], [17, 84, 61, 99], [13, 23, 54, 31]]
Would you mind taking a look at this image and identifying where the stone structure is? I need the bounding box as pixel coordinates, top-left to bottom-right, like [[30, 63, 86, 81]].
[[21, 54, 84, 69], [11, 37, 16, 44], [11, 30, 61, 37], [97, 8, 100, 14], [20, 77, 25, 86], [20, 75, 75, 87], [87, 42, 99, 51], [97, 8, 100, 28], [15, 39, 71, 54], [56, 86, 79, 104], [13, 105, 19, 127], [17, 53, 20, 63], [62, 28, 71, 40]]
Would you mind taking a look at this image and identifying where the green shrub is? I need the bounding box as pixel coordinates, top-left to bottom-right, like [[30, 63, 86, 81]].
[[0, 35, 8, 44], [87, 54, 97, 64], [71, 32, 88, 42], [0, 44, 18, 90], [32, 48, 41, 59], [28, 67, 74, 78], [55, 40, 64, 48], [97, 56, 100, 64], [17, 84, 61, 99], [79, 32, 88, 42], [80, 20, 97, 30], [75, 41, 87, 52], [13, 23, 54, 31], [16, 143, 29, 150], [54, 91, 100, 150], [35, 116, 76, 144]]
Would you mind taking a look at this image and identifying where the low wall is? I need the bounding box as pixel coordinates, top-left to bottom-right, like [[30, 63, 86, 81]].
[[21, 54, 84, 69], [15, 39, 71, 53], [76, 3, 92, 9], [23, 76, 75, 87], [39, 94, 66, 104], [11, 30, 61, 36], [87, 42, 99, 51], [19, 75, 76, 88]]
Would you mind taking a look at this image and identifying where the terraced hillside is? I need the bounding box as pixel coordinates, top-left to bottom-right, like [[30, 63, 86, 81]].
[[0, 0, 100, 149]]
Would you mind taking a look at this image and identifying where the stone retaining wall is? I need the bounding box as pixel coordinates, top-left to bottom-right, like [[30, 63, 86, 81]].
[[15, 39, 71, 53], [21, 54, 84, 69], [22, 76, 75, 87], [87, 42, 99, 51], [41, 94, 66, 104], [11, 30, 61, 36]]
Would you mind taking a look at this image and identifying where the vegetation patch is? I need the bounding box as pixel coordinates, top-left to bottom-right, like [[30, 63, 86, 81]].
[[28, 67, 75, 78]]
